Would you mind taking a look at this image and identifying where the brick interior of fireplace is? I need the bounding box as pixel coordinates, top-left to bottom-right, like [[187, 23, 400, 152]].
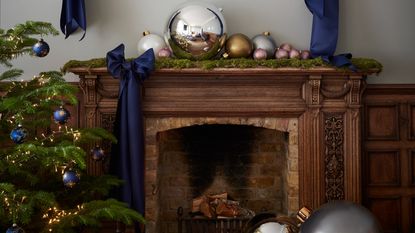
[[157, 124, 289, 232]]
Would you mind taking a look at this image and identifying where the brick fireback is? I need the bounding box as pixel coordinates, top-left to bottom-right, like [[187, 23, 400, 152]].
[[144, 117, 299, 233]]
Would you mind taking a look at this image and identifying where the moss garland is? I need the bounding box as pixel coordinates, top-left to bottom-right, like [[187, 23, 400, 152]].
[[62, 57, 382, 73]]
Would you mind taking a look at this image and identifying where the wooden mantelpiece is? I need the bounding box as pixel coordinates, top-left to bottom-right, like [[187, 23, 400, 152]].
[[71, 67, 372, 226]]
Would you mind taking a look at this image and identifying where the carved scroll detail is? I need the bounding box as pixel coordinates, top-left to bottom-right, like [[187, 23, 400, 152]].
[[310, 79, 321, 105], [324, 115, 345, 201]]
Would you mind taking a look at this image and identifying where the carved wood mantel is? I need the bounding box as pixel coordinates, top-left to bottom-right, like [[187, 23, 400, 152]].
[[71, 67, 372, 213]]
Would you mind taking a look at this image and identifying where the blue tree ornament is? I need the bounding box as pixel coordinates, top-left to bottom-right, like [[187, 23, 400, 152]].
[[91, 146, 105, 161], [6, 224, 25, 233], [53, 106, 71, 125], [63, 170, 80, 188], [10, 125, 28, 144], [32, 39, 50, 57]]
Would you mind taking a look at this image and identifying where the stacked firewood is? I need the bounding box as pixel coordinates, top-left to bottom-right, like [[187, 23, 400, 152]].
[[191, 192, 254, 219]]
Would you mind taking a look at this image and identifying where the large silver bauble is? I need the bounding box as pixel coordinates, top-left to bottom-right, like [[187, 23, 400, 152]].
[[165, 2, 227, 60], [252, 32, 277, 59], [300, 201, 382, 233]]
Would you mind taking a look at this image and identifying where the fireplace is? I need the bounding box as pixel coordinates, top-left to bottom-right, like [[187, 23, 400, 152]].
[[71, 67, 372, 233], [151, 119, 299, 232]]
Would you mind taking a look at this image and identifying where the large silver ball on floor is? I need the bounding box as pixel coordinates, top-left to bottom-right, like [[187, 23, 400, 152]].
[[300, 201, 382, 233], [165, 2, 227, 60]]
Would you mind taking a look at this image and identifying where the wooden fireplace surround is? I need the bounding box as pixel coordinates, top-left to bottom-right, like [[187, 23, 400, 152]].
[[70, 67, 374, 221]]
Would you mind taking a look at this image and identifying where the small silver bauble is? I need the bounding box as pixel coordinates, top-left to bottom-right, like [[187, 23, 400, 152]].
[[252, 32, 277, 59], [165, 2, 227, 60]]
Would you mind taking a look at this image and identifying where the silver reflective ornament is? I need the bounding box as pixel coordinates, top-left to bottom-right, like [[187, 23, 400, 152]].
[[165, 2, 227, 60], [300, 201, 382, 233], [252, 32, 277, 59]]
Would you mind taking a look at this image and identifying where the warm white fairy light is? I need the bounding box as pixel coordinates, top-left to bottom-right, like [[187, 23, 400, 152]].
[[42, 205, 84, 231]]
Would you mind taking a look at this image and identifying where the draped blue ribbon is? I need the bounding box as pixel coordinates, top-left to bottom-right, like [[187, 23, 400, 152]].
[[107, 44, 155, 233], [60, 0, 87, 40], [305, 0, 356, 70]]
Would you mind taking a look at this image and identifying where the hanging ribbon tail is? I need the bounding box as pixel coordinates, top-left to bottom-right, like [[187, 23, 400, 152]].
[[106, 44, 155, 233], [60, 0, 87, 40]]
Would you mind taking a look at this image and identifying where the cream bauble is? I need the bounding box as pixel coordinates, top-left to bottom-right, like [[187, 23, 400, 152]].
[[137, 31, 167, 58]]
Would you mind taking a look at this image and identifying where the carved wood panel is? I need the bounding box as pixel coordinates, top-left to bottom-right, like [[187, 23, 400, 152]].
[[367, 150, 400, 186], [367, 197, 401, 233], [365, 104, 399, 141], [324, 115, 345, 201], [363, 85, 415, 233]]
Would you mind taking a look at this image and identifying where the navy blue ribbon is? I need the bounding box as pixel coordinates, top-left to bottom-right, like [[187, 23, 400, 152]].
[[60, 0, 87, 40], [107, 44, 155, 233], [305, 0, 356, 70]]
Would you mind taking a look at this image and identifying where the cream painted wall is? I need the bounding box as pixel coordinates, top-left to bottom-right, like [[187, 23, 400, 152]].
[[1, 0, 414, 83]]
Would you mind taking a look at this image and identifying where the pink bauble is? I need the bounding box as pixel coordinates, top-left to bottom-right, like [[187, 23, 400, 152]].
[[300, 50, 311, 59], [289, 49, 300, 59], [275, 48, 289, 59], [279, 43, 293, 52], [253, 48, 267, 60], [158, 47, 172, 58]]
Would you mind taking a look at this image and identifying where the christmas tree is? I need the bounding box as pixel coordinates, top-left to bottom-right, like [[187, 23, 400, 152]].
[[0, 21, 144, 232]]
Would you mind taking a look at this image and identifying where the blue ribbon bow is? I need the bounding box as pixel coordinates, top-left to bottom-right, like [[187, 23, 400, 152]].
[[305, 0, 356, 71], [107, 44, 155, 233], [60, 0, 87, 40]]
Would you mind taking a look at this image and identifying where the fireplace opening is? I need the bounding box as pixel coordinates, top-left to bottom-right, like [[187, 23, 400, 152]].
[[156, 124, 291, 232]]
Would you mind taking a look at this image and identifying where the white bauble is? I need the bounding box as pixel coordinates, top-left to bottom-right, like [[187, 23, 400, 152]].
[[137, 32, 167, 58]]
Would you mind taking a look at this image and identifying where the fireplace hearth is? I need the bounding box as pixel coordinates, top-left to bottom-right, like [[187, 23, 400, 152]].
[[71, 67, 372, 233]]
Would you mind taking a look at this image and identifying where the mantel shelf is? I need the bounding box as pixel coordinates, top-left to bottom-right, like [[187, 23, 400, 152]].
[[69, 66, 379, 77]]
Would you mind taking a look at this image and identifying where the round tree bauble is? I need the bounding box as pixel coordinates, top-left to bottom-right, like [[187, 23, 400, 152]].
[[300, 50, 311, 60], [252, 32, 277, 59], [165, 2, 227, 60], [158, 47, 172, 58], [253, 48, 267, 60], [225, 33, 253, 58], [137, 32, 167, 59], [91, 146, 105, 161], [10, 124, 28, 144], [6, 224, 25, 233], [275, 48, 289, 59], [32, 39, 50, 57], [63, 170, 80, 188], [289, 49, 300, 59], [53, 106, 71, 125], [300, 201, 382, 233], [279, 43, 293, 52]]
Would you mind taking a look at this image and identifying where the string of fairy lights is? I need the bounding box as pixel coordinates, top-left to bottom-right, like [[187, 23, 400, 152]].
[[1, 74, 85, 231]]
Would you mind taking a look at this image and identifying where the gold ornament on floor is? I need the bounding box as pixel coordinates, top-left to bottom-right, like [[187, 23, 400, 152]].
[[224, 33, 253, 58]]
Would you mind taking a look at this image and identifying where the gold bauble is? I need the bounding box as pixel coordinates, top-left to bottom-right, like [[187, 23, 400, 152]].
[[225, 33, 253, 58]]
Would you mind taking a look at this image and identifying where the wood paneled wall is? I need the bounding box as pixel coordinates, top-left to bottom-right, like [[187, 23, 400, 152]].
[[363, 84, 415, 233]]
